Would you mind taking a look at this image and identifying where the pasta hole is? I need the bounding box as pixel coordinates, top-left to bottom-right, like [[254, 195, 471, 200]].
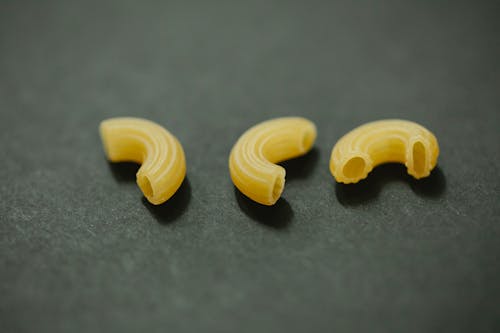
[[412, 141, 426, 175], [272, 177, 284, 202], [342, 157, 366, 179], [301, 130, 314, 150], [138, 176, 154, 199]]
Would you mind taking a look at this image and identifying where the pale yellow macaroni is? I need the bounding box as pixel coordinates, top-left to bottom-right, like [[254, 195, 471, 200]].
[[229, 117, 317, 206], [330, 119, 439, 184], [100, 117, 186, 205]]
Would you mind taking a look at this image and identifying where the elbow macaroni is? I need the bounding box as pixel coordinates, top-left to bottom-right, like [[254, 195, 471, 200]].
[[100, 117, 186, 205], [229, 117, 317, 206], [330, 119, 439, 184]]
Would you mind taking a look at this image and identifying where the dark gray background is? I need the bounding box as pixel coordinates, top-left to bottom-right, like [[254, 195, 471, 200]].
[[1, 0, 499, 332]]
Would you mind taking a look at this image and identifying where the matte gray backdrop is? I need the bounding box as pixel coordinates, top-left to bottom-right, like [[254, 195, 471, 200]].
[[1, 1, 499, 332]]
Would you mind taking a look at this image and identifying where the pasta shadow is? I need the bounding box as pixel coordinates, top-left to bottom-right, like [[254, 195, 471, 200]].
[[280, 148, 319, 180], [142, 178, 191, 224], [234, 188, 293, 229], [108, 161, 140, 182], [335, 164, 446, 206]]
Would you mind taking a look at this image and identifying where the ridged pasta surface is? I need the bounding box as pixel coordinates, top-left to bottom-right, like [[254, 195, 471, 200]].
[[229, 117, 317, 205], [100, 117, 186, 205], [330, 119, 439, 184]]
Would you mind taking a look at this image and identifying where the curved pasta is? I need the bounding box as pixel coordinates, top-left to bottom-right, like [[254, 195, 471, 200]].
[[100, 117, 186, 205], [229, 117, 317, 206], [330, 119, 439, 184]]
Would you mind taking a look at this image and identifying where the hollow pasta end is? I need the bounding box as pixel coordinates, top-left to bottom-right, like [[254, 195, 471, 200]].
[[341, 156, 367, 182], [301, 128, 316, 152], [271, 176, 285, 205], [137, 174, 154, 200], [411, 141, 427, 177]]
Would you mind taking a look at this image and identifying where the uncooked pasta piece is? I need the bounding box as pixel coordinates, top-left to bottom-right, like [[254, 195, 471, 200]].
[[330, 119, 439, 184], [229, 117, 317, 206], [100, 117, 186, 205]]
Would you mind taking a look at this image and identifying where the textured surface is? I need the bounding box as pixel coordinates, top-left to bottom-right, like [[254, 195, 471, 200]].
[[229, 117, 316, 205], [330, 119, 440, 183], [1, 1, 499, 332], [100, 117, 187, 205]]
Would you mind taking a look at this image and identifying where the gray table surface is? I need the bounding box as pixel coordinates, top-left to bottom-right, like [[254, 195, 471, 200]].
[[1, 1, 499, 332]]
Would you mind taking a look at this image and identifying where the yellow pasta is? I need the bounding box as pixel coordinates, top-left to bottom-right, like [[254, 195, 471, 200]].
[[100, 117, 186, 205], [330, 119, 439, 184], [229, 117, 317, 206]]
